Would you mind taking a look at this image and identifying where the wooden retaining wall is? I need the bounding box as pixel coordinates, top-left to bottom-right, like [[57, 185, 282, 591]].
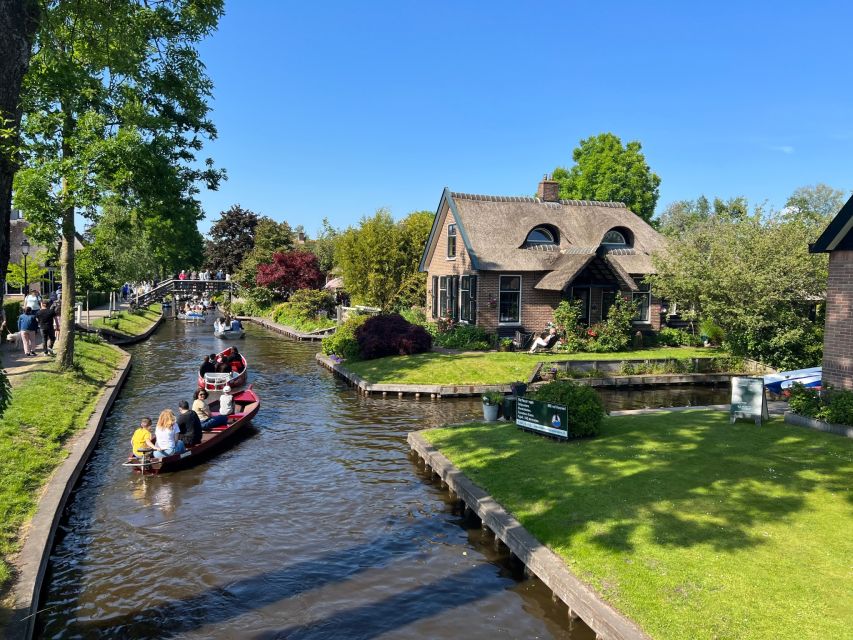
[[408, 432, 650, 640], [243, 316, 333, 342]]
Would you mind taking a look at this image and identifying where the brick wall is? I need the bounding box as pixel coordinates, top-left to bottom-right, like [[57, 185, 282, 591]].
[[823, 250, 853, 390], [425, 205, 473, 320]]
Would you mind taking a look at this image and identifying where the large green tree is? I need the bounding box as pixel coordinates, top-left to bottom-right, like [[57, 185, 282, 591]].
[[334, 209, 434, 311], [553, 132, 661, 222], [655, 195, 749, 237], [649, 188, 839, 369], [14, 0, 224, 368], [235, 216, 293, 288], [204, 204, 259, 276]]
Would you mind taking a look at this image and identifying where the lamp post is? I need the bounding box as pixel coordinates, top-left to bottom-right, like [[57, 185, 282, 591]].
[[21, 239, 30, 296]]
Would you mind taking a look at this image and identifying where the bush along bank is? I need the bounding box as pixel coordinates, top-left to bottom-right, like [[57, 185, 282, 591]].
[[787, 383, 853, 426]]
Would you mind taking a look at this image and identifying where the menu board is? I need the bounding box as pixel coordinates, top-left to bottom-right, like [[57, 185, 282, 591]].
[[730, 377, 769, 425]]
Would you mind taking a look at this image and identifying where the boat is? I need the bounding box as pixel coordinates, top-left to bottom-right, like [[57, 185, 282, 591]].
[[763, 366, 822, 395], [124, 387, 261, 474], [213, 319, 245, 339], [198, 346, 248, 390], [179, 310, 206, 321]]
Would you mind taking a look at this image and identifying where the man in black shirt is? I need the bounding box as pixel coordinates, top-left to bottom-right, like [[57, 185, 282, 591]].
[[176, 400, 203, 447], [35, 301, 57, 355]]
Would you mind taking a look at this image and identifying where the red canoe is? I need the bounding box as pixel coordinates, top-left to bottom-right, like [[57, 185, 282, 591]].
[[125, 387, 261, 474], [198, 346, 248, 390]]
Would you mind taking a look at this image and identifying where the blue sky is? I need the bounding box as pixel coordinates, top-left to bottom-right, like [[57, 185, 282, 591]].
[[195, 1, 853, 236]]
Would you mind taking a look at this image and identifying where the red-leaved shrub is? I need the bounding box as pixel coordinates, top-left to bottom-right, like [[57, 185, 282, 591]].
[[355, 314, 432, 360]]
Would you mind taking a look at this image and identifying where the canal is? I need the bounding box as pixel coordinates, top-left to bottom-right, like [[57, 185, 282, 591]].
[[37, 320, 728, 638]]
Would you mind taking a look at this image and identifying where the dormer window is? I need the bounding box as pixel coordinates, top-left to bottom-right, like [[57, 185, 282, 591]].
[[601, 229, 628, 247], [524, 225, 558, 250], [447, 224, 457, 258]]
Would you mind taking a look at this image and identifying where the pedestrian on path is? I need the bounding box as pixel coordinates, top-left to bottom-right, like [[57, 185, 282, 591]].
[[24, 289, 41, 312], [36, 300, 57, 355], [17, 306, 38, 356]]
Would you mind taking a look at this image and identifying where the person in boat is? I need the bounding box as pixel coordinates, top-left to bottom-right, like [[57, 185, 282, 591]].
[[219, 385, 234, 417], [226, 346, 242, 366], [214, 356, 231, 374], [214, 317, 227, 333], [200, 354, 217, 376], [131, 417, 155, 458], [176, 400, 203, 447], [152, 409, 186, 458], [192, 389, 228, 430], [230, 317, 243, 332]]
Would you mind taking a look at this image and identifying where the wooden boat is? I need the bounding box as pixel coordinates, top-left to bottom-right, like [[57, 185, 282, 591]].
[[179, 310, 206, 321], [124, 387, 261, 474], [763, 366, 822, 395], [198, 346, 248, 390], [213, 320, 245, 339]]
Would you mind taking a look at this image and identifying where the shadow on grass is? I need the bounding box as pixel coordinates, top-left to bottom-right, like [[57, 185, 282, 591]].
[[427, 412, 853, 554]]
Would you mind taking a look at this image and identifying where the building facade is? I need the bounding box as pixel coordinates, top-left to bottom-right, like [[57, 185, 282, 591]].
[[810, 196, 853, 390], [419, 178, 666, 336]]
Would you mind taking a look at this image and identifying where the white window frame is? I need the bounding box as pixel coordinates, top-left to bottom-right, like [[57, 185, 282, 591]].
[[446, 224, 457, 259], [498, 274, 522, 325]]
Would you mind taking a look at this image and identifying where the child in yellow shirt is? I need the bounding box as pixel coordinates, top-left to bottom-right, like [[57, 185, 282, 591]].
[[131, 417, 155, 457]]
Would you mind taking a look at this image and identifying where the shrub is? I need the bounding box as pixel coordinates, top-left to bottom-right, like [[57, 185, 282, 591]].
[[321, 313, 369, 360], [230, 297, 267, 317], [399, 306, 428, 326], [433, 324, 491, 351], [787, 383, 822, 418], [817, 389, 853, 426], [530, 380, 605, 437], [356, 313, 432, 360], [657, 327, 701, 347], [482, 391, 503, 405], [288, 288, 335, 321], [699, 317, 725, 345]]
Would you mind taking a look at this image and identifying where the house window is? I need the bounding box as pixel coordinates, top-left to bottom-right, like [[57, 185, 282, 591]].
[[438, 276, 448, 317], [602, 229, 627, 247], [431, 276, 438, 318], [447, 224, 457, 258], [570, 287, 590, 325], [499, 275, 521, 324], [602, 289, 618, 319], [633, 283, 651, 322], [460, 275, 477, 323]]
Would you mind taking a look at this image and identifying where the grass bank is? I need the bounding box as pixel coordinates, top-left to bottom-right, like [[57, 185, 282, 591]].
[[344, 347, 717, 386], [0, 337, 123, 595], [423, 412, 853, 640], [91, 303, 161, 338]]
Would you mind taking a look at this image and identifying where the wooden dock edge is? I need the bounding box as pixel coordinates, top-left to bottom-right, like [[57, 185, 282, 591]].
[[244, 316, 331, 342], [6, 347, 133, 640], [408, 431, 650, 640]]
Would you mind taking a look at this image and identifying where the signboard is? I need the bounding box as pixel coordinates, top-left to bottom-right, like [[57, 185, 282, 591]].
[[730, 376, 769, 425], [516, 397, 569, 440]]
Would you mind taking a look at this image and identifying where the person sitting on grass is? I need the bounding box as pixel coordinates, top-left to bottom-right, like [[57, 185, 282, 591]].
[[529, 326, 559, 354], [131, 417, 155, 458], [152, 409, 186, 458]]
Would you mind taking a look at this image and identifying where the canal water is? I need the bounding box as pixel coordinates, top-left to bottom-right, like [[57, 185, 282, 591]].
[[37, 321, 729, 639]]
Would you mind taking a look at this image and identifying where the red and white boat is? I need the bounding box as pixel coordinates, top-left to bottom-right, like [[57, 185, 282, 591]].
[[124, 387, 261, 474], [198, 346, 248, 390]]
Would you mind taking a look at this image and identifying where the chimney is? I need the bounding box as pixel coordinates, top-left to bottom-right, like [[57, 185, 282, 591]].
[[537, 174, 560, 202]]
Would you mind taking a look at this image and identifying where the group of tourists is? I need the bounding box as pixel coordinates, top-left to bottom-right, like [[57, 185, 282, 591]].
[[213, 316, 242, 333], [130, 384, 236, 459], [199, 347, 243, 376], [0, 288, 62, 357], [177, 269, 229, 281], [122, 281, 156, 301]]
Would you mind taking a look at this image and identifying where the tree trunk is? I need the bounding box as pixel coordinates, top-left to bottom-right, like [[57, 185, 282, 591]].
[[0, 0, 39, 313], [54, 195, 76, 370]]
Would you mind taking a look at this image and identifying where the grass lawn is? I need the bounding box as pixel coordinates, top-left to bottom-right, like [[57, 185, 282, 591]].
[[344, 347, 718, 386], [0, 337, 123, 595], [91, 303, 161, 337], [423, 412, 853, 640], [267, 307, 336, 333]]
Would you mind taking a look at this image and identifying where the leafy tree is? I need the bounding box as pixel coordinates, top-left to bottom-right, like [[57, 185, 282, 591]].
[[235, 216, 292, 287], [552, 133, 661, 222], [649, 192, 831, 369], [14, 0, 224, 369], [310, 217, 339, 273], [334, 209, 434, 311], [783, 184, 847, 229], [256, 250, 323, 298], [204, 204, 259, 275], [655, 195, 748, 237], [6, 251, 48, 289]]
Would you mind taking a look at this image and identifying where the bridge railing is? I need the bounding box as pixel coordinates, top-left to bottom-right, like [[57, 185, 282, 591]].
[[133, 279, 234, 307]]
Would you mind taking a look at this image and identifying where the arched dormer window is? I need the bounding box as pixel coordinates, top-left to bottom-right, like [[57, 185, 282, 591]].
[[523, 225, 559, 250], [601, 227, 632, 248]]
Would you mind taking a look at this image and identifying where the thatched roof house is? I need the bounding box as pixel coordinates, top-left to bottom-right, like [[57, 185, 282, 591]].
[[419, 177, 667, 334]]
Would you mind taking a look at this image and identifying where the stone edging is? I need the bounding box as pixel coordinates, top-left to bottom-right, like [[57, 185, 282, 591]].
[[243, 316, 333, 342], [408, 431, 650, 640], [5, 346, 133, 640], [109, 311, 164, 346], [784, 411, 853, 438]]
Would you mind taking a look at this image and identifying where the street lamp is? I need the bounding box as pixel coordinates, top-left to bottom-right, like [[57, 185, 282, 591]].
[[21, 238, 30, 295]]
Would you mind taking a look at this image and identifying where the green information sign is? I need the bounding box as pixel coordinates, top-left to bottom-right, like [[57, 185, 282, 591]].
[[516, 397, 569, 440], [730, 376, 769, 425]]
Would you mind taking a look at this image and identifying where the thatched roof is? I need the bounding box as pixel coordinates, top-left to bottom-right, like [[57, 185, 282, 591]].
[[8, 218, 85, 264], [420, 189, 665, 292]]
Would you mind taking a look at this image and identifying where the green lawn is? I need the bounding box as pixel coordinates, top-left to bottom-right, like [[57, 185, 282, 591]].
[[0, 337, 122, 594], [423, 412, 853, 640], [344, 347, 717, 385], [92, 303, 161, 337]]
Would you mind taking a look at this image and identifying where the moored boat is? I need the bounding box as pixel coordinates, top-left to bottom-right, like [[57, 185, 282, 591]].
[[198, 346, 248, 390], [214, 327, 244, 339], [124, 387, 260, 474], [763, 366, 822, 395]]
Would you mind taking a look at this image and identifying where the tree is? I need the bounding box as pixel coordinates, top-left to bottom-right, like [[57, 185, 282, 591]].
[[310, 217, 338, 274], [204, 204, 259, 275], [552, 133, 661, 222], [255, 250, 323, 298], [235, 216, 293, 287], [649, 190, 832, 369], [334, 209, 434, 311], [655, 195, 748, 237], [14, 0, 224, 368], [783, 184, 847, 229], [6, 252, 48, 289]]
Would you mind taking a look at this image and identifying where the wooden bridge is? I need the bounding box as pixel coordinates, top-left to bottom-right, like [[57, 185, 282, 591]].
[[133, 278, 235, 307]]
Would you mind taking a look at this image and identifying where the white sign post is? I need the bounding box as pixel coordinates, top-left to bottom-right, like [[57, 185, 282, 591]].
[[730, 376, 769, 425]]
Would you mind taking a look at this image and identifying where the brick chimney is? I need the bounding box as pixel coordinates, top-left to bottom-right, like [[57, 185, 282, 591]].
[[537, 174, 560, 202]]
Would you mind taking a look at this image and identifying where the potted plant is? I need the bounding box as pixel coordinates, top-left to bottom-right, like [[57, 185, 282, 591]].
[[510, 381, 527, 396], [499, 337, 514, 352], [481, 391, 503, 421]]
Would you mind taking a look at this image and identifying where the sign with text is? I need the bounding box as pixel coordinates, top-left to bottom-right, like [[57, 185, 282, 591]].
[[730, 376, 769, 425], [516, 397, 569, 440]]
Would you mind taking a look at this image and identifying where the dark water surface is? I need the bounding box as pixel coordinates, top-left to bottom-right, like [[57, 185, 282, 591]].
[[37, 321, 596, 639]]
